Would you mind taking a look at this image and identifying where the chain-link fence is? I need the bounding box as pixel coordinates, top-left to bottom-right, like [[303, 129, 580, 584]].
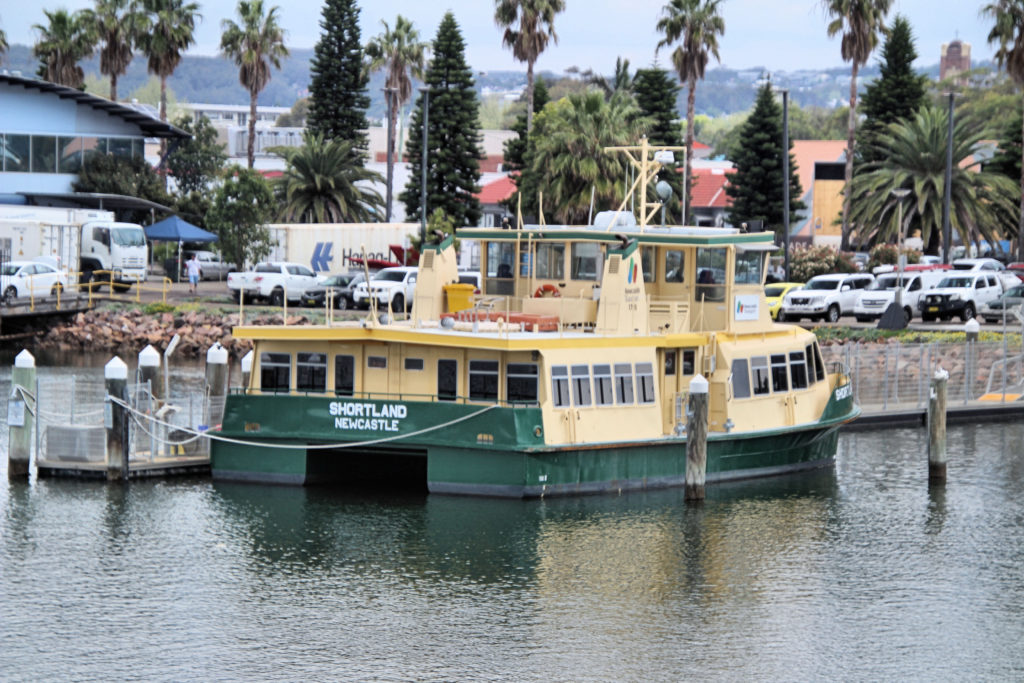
[[820, 339, 1024, 411]]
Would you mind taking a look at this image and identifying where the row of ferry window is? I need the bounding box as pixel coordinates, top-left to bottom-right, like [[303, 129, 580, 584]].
[[730, 343, 826, 399], [259, 352, 665, 408]]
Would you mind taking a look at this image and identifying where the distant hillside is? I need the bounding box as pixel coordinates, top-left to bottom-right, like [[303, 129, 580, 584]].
[[0, 43, 976, 120]]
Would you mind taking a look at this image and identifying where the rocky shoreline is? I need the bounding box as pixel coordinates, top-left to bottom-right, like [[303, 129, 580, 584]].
[[36, 307, 320, 358]]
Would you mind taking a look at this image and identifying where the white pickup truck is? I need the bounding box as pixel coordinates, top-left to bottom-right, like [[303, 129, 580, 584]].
[[226, 262, 321, 306], [353, 266, 418, 312]]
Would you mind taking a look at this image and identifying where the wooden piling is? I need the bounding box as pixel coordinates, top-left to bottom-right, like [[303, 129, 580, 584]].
[[685, 374, 709, 501], [928, 367, 948, 484], [138, 344, 163, 405], [7, 350, 36, 478], [205, 343, 229, 428], [104, 357, 129, 481]]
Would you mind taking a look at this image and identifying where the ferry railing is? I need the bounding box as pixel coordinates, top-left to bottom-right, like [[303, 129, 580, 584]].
[[0, 271, 69, 312]]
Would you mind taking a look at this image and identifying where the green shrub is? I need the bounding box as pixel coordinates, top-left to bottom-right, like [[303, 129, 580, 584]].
[[142, 302, 177, 315]]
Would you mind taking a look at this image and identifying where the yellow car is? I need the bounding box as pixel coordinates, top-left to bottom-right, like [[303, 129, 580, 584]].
[[765, 282, 803, 321]]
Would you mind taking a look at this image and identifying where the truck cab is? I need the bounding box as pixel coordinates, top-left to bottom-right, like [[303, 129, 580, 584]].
[[81, 222, 148, 286]]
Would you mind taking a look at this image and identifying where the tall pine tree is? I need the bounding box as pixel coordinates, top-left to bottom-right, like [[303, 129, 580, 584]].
[[400, 12, 483, 227], [633, 67, 686, 224], [857, 14, 927, 165], [725, 82, 805, 239], [307, 0, 370, 159], [988, 105, 1024, 181]]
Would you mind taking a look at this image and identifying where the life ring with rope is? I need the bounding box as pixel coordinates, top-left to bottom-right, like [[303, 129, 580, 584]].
[[533, 283, 561, 298]]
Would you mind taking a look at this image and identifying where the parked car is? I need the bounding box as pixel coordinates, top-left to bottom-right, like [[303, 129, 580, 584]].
[[163, 250, 235, 282], [353, 266, 418, 312], [226, 262, 321, 306], [853, 270, 947, 324], [765, 282, 802, 321], [1005, 262, 1024, 282], [312, 271, 366, 310], [1, 260, 68, 302], [982, 284, 1024, 324], [780, 273, 874, 323], [951, 257, 1020, 291], [919, 272, 1003, 322]]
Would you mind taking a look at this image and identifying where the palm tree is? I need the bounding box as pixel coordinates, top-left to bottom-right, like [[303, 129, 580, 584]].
[[847, 107, 1018, 253], [823, 0, 892, 250], [137, 0, 200, 123], [366, 15, 427, 222], [273, 133, 385, 223], [221, 0, 289, 169], [656, 0, 725, 225], [0, 24, 8, 63], [32, 9, 96, 88], [495, 0, 566, 133], [984, 0, 1024, 261], [570, 57, 634, 100], [524, 91, 650, 224], [83, 0, 145, 101]]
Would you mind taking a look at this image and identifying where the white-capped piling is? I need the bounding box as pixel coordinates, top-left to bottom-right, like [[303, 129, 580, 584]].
[[240, 350, 253, 391], [685, 374, 709, 501], [8, 350, 36, 478], [104, 357, 129, 481], [138, 344, 163, 404], [205, 343, 229, 428], [965, 318, 980, 342], [928, 367, 948, 484]]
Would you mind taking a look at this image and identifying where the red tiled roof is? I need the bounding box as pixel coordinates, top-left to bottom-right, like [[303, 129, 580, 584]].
[[476, 175, 516, 204], [690, 168, 733, 208], [692, 141, 710, 150], [260, 170, 283, 179]]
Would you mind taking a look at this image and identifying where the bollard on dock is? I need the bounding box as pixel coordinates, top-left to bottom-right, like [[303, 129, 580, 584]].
[[928, 367, 948, 484], [685, 374, 709, 502], [8, 350, 36, 479], [104, 357, 129, 481]]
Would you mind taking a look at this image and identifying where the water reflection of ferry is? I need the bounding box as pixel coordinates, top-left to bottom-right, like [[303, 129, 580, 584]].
[[211, 142, 858, 497]]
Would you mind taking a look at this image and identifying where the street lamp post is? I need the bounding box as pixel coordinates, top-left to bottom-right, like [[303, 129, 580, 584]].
[[942, 92, 954, 264], [892, 187, 911, 313], [781, 88, 790, 281], [419, 87, 429, 248]]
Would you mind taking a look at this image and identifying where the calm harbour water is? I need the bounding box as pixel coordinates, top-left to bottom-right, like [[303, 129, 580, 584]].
[[2, 358, 1024, 680]]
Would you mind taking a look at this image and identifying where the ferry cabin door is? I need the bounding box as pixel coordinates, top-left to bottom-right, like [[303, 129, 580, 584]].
[[659, 349, 695, 432]]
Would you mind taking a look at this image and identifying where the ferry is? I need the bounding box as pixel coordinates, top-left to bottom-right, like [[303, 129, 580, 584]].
[[211, 142, 858, 497]]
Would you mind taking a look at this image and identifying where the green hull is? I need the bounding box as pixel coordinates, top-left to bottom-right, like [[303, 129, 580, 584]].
[[211, 390, 857, 498]]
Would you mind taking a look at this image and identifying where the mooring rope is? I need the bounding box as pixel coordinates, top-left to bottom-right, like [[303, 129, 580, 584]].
[[107, 395, 499, 450]]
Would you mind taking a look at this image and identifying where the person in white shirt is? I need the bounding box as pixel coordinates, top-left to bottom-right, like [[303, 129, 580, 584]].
[[186, 254, 201, 294]]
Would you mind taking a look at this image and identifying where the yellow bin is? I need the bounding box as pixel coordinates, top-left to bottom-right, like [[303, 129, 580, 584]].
[[444, 283, 475, 312]]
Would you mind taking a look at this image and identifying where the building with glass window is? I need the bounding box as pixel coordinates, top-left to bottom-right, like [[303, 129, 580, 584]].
[[0, 72, 188, 195]]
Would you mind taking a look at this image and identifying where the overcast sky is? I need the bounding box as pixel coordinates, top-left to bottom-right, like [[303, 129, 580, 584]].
[[0, 0, 1000, 76]]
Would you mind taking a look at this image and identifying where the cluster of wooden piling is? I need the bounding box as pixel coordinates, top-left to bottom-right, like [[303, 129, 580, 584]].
[[7, 344, 254, 482]]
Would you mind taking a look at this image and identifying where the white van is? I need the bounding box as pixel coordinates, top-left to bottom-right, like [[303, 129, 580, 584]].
[[854, 269, 948, 323]]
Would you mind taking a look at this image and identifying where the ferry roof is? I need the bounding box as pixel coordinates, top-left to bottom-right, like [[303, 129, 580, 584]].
[[457, 224, 777, 248]]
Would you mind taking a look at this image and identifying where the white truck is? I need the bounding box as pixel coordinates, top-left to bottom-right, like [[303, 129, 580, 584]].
[[854, 269, 948, 323], [226, 261, 321, 306], [352, 266, 418, 312], [0, 204, 148, 288]]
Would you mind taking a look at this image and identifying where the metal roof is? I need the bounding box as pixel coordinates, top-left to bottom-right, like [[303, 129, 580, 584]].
[[17, 191, 175, 214], [0, 72, 190, 139]]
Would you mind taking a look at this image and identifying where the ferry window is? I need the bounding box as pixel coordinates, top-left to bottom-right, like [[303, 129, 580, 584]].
[[664, 351, 677, 375], [260, 352, 291, 393], [789, 351, 808, 390], [771, 353, 789, 393], [487, 242, 516, 278], [535, 242, 565, 279], [571, 243, 602, 281], [641, 246, 655, 283], [469, 360, 499, 401], [614, 363, 635, 404], [404, 358, 424, 371], [368, 355, 387, 369], [696, 247, 726, 301], [551, 365, 570, 408], [735, 250, 764, 285], [682, 350, 695, 375], [593, 364, 614, 406], [752, 356, 770, 395], [571, 364, 592, 406], [732, 358, 751, 399], [335, 355, 355, 396], [438, 359, 458, 401], [812, 342, 826, 383], [296, 352, 327, 392], [665, 249, 685, 283], [636, 362, 656, 404], [804, 345, 817, 384], [506, 363, 539, 404]]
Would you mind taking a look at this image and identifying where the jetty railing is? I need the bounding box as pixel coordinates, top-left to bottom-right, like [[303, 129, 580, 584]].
[[820, 339, 1024, 412]]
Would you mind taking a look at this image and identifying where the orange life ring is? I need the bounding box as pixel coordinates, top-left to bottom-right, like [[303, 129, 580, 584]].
[[533, 283, 561, 298]]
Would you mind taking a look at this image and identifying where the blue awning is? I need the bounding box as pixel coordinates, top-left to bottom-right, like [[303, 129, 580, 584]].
[[144, 215, 218, 243]]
